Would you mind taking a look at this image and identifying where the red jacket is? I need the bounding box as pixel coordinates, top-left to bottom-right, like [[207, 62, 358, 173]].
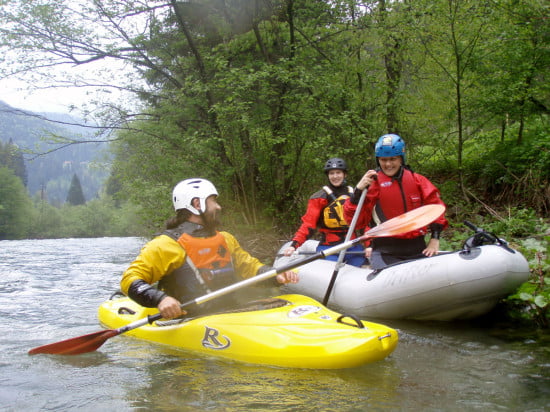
[[291, 185, 354, 248], [344, 168, 448, 242]]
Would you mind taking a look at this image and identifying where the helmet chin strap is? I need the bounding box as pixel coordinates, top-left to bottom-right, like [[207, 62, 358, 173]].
[[186, 198, 203, 220]]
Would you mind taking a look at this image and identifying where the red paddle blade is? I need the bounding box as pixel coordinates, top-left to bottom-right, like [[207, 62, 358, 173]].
[[365, 204, 445, 238], [28, 329, 119, 355]]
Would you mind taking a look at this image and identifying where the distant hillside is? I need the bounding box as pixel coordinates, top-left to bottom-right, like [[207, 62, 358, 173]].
[[0, 101, 110, 205]]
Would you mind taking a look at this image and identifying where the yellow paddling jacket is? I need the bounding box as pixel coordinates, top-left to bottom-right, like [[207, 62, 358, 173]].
[[121, 224, 266, 312]]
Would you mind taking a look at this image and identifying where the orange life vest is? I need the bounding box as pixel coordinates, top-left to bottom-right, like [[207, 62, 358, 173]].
[[176, 232, 235, 290], [158, 225, 240, 315]]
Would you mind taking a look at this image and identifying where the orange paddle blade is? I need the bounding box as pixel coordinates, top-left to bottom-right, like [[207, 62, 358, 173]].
[[28, 329, 119, 355], [364, 204, 445, 238]]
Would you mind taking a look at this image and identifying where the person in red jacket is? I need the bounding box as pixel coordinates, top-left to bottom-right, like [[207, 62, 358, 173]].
[[283, 158, 365, 267], [344, 134, 448, 270]]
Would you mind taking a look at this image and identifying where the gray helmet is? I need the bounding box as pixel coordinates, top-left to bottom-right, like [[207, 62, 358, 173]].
[[324, 158, 347, 173], [172, 178, 218, 215]]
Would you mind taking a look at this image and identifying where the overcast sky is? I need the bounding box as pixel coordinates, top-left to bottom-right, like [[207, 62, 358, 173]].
[[0, 56, 136, 115], [0, 78, 90, 113]]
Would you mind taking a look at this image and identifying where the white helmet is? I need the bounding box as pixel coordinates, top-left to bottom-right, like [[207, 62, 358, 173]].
[[172, 178, 218, 215]]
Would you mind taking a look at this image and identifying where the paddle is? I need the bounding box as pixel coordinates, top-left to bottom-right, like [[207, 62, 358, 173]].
[[322, 188, 367, 305], [277, 251, 366, 257], [28, 204, 444, 356]]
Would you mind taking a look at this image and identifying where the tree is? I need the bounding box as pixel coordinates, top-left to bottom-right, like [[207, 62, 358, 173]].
[[0, 166, 32, 239], [407, 1, 496, 193], [0, 139, 28, 186], [66, 173, 85, 205], [474, 0, 550, 144], [1, 0, 548, 226]]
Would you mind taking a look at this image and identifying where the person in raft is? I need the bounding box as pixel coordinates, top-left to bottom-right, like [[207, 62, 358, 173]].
[[120, 178, 298, 319], [344, 134, 448, 270], [283, 158, 366, 267]]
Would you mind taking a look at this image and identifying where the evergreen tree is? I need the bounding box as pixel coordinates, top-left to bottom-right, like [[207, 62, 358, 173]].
[[66, 173, 86, 205]]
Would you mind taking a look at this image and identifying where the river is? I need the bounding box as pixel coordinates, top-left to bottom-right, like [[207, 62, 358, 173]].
[[0, 237, 548, 411]]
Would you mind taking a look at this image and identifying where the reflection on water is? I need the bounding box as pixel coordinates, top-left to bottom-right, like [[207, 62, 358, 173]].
[[107, 338, 403, 411], [0, 237, 548, 411]]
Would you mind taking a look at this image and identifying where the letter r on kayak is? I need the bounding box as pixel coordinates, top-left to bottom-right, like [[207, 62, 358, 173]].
[[202, 326, 231, 350]]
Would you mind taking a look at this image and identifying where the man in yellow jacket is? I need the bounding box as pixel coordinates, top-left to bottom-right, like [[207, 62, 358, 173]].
[[121, 178, 298, 319]]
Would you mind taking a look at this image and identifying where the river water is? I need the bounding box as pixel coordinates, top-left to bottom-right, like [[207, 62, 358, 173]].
[[0, 237, 548, 411]]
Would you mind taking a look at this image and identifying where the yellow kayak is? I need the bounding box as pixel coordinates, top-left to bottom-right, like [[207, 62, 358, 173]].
[[98, 294, 398, 369]]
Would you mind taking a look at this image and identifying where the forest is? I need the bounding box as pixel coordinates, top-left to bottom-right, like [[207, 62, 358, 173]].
[[0, 0, 548, 325], [0, 101, 110, 204]]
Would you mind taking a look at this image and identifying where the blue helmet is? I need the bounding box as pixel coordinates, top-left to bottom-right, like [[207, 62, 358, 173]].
[[375, 134, 406, 164]]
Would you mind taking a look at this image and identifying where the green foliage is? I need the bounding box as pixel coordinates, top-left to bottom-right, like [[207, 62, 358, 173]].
[[27, 195, 144, 239], [423, 117, 550, 219], [437, 222, 468, 252], [442, 207, 545, 251], [0, 139, 27, 186], [0, 166, 33, 239], [463, 120, 550, 214], [506, 236, 550, 328], [475, 125, 549, 183], [473, 0, 550, 128], [480, 208, 542, 238], [2, 0, 549, 226], [31, 199, 63, 238]]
